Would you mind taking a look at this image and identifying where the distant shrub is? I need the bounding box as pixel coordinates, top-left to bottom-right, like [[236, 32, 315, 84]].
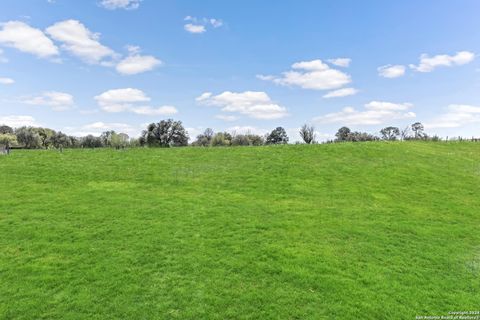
[[335, 127, 378, 142], [231, 134, 264, 146], [192, 128, 214, 147], [211, 132, 232, 146]]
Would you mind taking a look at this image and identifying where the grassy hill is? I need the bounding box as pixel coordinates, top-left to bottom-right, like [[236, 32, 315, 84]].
[[1, 142, 479, 319]]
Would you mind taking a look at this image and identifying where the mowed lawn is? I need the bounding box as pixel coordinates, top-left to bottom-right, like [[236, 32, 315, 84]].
[[1, 142, 479, 319]]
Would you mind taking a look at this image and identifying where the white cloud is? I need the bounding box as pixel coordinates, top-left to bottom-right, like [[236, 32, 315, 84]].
[[130, 105, 178, 116], [323, 87, 358, 98], [409, 51, 475, 72], [215, 114, 238, 121], [94, 88, 176, 115], [0, 21, 59, 58], [99, 0, 141, 10], [258, 59, 351, 90], [46, 20, 117, 65], [425, 104, 480, 128], [184, 24, 206, 34], [327, 58, 351, 67], [22, 91, 74, 111], [378, 64, 406, 78], [0, 77, 14, 84], [0, 115, 39, 127], [365, 101, 413, 111], [210, 19, 223, 28], [185, 126, 203, 140], [197, 91, 288, 120], [94, 88, 150, 112], [184, 16, 223, 33], [196, 92, 212, 102], [116, 54, 161, 75], [66, 121, 138, 136], [314, 101, 415, 125]]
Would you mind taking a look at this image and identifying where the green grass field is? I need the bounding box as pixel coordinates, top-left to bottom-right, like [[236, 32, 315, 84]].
[[1, 142, 479, 319]]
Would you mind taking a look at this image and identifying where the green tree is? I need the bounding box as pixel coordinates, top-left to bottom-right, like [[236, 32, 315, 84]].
[[300, 124, 316, 144], [37, 127, 56, 149], [335, 127, 351, 142], [0, 133, 17, 148], [15, 127, 42, 149], [51, 131, 71, 149], [81, 135, 103, 148], [266, 127, 289, 145], [411, 122, 425, 139], [211, 132, 232, 146], [141, 119, 189, 147], [380, 127, 400, 141], [193, 128, 214, 146], [0, 125, 13, 134]]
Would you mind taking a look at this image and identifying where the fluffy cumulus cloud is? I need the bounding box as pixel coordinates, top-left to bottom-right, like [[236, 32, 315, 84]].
[[22, 91, 74, 111], [46, 20, 117, 65], [197, 91, 288, 120], [94, 88, 150, 112], [425, 104, 480, 129], [258, 59, 351, 91], [323, 87, 358, 98], [409, 51, 475, 72], [94, 88, 178, 115], [184, 16, 223, 34], [1, 20, 160, 74], [0, 77, 14, 84], [314, 101, 415, 125], [116, 46, 161, 75], [0, 115, 39, 127], [99, 0, 142, 10], [378, 64, 406, 78], [0, 21, 59, 58], [184, 24, 206, 34], [327, 58, 351, 67]]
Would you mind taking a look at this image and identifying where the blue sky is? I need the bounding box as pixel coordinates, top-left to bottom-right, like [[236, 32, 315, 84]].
[[1, 0, 479, 140]]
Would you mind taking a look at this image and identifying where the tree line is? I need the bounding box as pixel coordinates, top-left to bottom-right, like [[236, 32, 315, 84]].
[[0, 120, 475, 150]]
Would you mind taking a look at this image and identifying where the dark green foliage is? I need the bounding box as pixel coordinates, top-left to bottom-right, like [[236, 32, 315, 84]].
[[412, 122, 425, 139], [0, 125, 13, 134], [141, 119, 189, 147], [380, 126, 400, 140], [335, 126, 351, 141], [266, 127, 289, 145], [81, 135, 103, 148], [51, 131, 71, 149], [336, 126, 378, 142], [231, 134, 264, 146]]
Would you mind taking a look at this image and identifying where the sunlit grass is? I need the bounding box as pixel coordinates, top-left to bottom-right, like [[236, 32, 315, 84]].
[[1, 142, 479, 319]]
